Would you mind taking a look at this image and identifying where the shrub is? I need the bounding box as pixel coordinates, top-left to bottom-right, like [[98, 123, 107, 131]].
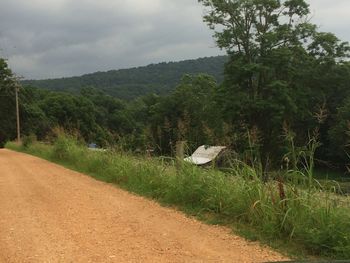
[[22, 134, 37, 148], [51, 133, 85, 163]]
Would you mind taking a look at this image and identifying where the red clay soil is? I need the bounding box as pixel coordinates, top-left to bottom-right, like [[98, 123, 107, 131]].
[[0, 149, 289, 262]]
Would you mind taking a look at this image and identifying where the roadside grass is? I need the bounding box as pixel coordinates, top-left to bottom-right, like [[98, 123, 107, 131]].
[[314, 168, 350, 195], [6, 136, 350, 260]]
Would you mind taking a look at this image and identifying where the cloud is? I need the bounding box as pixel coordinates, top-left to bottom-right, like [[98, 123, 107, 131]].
[[308, 0, 350, 41], [0, 0, 348, 79], [0, 0, 221, 79]]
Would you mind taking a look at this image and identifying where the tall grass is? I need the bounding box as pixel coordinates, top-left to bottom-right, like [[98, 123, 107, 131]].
[[6, 135, 350, 259]]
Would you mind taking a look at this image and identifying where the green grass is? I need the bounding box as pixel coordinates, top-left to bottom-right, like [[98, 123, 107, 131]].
[[314, 168, 350, 195], [6, 136, 350, 260]]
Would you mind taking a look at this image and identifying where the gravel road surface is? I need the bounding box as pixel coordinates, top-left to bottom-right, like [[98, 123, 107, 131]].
[[0, 149, 288, 262]]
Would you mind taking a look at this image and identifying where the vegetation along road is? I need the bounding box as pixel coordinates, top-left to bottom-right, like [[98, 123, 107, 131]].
[[0, 149, 287, 262]]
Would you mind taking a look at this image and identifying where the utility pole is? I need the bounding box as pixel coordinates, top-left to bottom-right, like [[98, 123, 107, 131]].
[[14, 79, 21, 143]]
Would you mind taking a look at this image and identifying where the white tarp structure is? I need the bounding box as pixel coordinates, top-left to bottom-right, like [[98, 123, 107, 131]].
[[184, 145, 227, 165]]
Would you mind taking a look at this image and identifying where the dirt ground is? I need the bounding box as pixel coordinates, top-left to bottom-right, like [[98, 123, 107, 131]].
[[0, 149, 289, 262]]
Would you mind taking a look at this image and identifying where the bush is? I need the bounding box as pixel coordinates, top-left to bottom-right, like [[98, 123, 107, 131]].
[[22, 134, 37, 148], [51, 134, 85, 163]]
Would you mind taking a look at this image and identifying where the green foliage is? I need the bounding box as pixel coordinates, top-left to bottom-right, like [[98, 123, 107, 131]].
[[12, 137, 350, 259], [145, 74, 223, 154], [0, 58, 16, 146], [3, 0, 350, 259], [198, 0, 350, 169], [22, 56, 227, 100], [22, 134, 37, 148], [328, 98, 350, 163], [2, 0, 350, 176], [52, 133, 85, 162]]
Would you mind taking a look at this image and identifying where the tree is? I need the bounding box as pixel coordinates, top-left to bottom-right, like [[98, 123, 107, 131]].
[[145, 74, 220, 154], [0, 58, 16, 147], [199, 0, 350, 166], [328, 96, 350, 164]]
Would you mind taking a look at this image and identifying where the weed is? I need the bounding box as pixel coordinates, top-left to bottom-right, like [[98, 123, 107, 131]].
[[6, 135, 350, 260], [22, 134, 37, 148]]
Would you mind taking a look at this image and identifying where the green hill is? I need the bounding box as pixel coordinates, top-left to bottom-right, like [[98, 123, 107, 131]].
[[23, 56, 227, 100]]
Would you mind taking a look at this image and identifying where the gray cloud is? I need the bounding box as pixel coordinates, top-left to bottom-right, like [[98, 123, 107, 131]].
[[0, 0, 349, 79], [309, 0, 350, 40]]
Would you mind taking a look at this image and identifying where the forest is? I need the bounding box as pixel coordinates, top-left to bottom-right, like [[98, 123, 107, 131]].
[[22, 56, 227, 100], [1, 0, 350, 173]]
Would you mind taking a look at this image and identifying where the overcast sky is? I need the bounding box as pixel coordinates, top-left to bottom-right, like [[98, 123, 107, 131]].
[[0, 0, 349, 80]]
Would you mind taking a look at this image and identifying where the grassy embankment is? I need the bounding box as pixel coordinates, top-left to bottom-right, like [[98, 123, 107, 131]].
[[6, 135, 350, 260]]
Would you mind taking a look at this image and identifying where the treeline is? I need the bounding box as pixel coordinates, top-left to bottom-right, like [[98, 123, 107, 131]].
[[1, 70, 223, 154], [1, 67, 350, 170], [22, 56, 227, 100], [2, 0, 350, 172]]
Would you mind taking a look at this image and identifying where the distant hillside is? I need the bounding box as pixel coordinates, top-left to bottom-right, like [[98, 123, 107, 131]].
[[23, 56, 227, 100]]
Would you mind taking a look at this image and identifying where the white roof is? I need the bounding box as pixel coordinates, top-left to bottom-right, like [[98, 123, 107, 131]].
[[184, 145, 226, 165]]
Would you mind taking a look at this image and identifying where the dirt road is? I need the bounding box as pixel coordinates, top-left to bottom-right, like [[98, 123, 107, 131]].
[[0, 149, 288, 262]]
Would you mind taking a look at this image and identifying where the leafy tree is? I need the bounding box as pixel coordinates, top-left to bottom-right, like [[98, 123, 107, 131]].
[[0, 58, 16, 147], [144, 74, 220, 154], [328, 97, 350, 164], [199, 0, 350, 166]]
